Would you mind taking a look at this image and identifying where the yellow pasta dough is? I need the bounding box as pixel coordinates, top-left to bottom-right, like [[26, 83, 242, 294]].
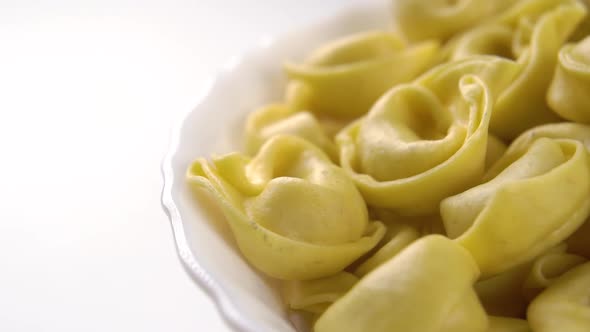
[[338, 56, 518, 216], [522, 251, 586, 300], [485, 122, 590, 180], [353, 217, 420, 277], [391, 0, 514, 42], [186, 0, 590, 329], [244, 104, 337, 159], [281, 272, 358, 314], [548, 36, 590, 123], [528, 262, 590, 332], [441, 138, 590, 277], [314, 235, 488, 332], [285, 31, 440, 119], [448, 0, 586, 139], [187, 135, 385, 280]]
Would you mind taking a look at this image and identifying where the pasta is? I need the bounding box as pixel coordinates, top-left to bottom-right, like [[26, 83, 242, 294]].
[[282, 272, 358, 314], [314, 235, 488, 332], [244, 104, 338, 160], [441, 138, 590, 277], [485, 122, 590, 180], [453, 0, 586, 139], [285, 31, 440, 119], [186, 0, 590, 330], [391, 0, 514, 42], [187, 135, 385, 280], [528, 262, 590, 331], [548, 36, 590, 123], [338, 57, 518, 216], [522, 251, 586, 300], [353, 216, 420, 277]]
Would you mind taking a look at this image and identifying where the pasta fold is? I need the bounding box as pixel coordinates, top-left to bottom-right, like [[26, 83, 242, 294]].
[[338, 57, 518, 216], [441, 138, 590, 277], [548, 36, 590, 123], [353, 217, 420, 277], [522, 251, 586, 300], [281, 272, 358, 314], [187, 135, 385, 280], [314, 235, 488, 332], [285, 31, 439, 119], [244, 104, 337, 159], [528, 262, 590, 332], [391, 0, 514, 42]]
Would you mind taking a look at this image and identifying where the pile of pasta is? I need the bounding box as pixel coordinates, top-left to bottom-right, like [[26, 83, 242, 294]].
[[187, 0, 590, 331]]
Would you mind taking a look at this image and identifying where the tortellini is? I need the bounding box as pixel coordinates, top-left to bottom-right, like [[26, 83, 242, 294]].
[[485, 122, 590, 179], [391, 0, 514, 42], [281, 272, 358, 314], [244, 104, 337, 159], [353, 217, 420, 277], [314, 235, 488, 332], [449, 0, 587, 139], [522, 250, 586, 300], [548, 36, 590, 123], [441, 138, 590, 277], [338, 56, 518, 216], [528, 262, 590, 331], [285, 31, 440, 119], [187, 135, 385, 280], [187, 0, 590, 330]]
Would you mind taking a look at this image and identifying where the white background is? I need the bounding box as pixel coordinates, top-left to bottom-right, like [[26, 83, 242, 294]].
[[0, 0, 360, 331]]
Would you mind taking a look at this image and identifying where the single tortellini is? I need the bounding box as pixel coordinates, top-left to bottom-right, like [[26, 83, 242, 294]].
[[522, 250, 586, 300], [441, 138, 590, 277], [391, 0, 514, 42], [285, 31, 440, 119], [486, 122, 590, 180], [449, 0, 586, 139], [487, 316, 531, 332], [187, 135, 385, 280], [244, 104, 337, 159], [548, 36, 590, 123], [281, 272, 358, 314], [338, 56, 519, 216], [315, 235, 488, 332], [528, 262, 590, 332]]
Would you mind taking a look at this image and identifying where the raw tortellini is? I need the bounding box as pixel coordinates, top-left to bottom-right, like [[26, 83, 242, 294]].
[[244, 104, 338, 159], [314, 235, 488, 332], [187, 0, 590, 330], [187, 135, 385, 280], [449, 0, 587, 139], [391, 0, 514, 42], [528, 262, 590, 332], [285, 31, 440, 119], [338, 56, 518, 216], [441, 138, 590, 276], [548, 36, 590, 123]]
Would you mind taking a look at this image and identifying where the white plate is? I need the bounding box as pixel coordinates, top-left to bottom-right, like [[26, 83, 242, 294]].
[[161, 1, 390, 331]]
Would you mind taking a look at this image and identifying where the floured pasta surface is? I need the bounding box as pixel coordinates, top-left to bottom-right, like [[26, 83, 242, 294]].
[[188, 0, 590, 331]]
